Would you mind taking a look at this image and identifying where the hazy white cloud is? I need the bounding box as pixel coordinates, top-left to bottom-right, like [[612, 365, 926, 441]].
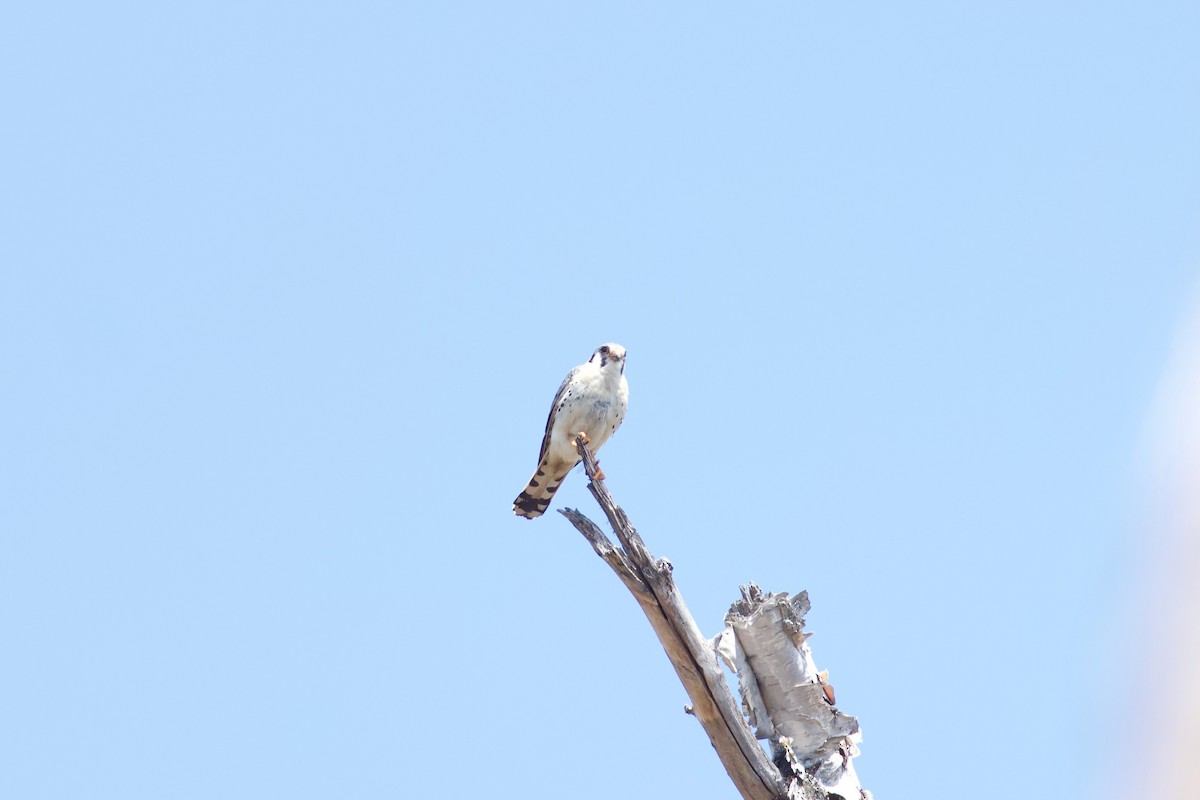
[[1131, 282, 1200, 798]]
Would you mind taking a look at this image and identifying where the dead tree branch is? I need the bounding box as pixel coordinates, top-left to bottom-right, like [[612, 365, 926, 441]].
[[558, 435, 867, 800]]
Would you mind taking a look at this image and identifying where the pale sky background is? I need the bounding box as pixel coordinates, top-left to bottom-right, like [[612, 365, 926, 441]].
[[3, 3, 1200, 799]]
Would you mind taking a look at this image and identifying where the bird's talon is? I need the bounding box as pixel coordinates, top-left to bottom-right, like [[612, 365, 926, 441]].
[[577, 432, 590, 445]]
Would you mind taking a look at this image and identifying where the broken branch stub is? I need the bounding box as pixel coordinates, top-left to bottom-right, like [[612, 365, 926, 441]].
[[721, 584, 865, 799]]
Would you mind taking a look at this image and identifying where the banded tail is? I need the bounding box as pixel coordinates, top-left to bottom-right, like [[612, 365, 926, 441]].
[[513, 461, 570, 519]]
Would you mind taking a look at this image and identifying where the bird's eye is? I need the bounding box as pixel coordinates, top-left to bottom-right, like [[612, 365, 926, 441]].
[[600, 346, 609, 354]]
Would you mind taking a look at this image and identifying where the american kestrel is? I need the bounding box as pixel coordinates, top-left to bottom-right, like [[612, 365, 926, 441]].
[[513, 343, 629, 519]]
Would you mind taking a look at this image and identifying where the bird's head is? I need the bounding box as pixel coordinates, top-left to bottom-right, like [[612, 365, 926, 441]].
[[589, 342, 627, 375]]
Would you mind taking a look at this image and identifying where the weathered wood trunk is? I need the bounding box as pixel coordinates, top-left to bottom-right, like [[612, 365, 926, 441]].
[[559, 437, 869, 800]]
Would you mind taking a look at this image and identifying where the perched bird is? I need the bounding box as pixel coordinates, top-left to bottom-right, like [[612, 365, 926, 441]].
[[513, 343, 629, 519]]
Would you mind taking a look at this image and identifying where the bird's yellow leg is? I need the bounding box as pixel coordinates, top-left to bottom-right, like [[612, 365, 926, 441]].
[[574, 431, 604, 479]]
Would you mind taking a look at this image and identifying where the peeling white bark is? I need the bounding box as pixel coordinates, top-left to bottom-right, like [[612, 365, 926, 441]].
[[722, 586, 865, 799]]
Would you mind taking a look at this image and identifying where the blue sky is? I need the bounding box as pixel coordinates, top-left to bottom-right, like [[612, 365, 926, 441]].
[[3, 3, 1199, 798]]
